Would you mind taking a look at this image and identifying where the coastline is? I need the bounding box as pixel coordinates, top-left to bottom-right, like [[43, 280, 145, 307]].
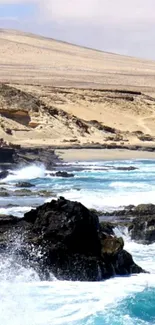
[[1, 145, 155, 170], [56, 148, 155, 162]]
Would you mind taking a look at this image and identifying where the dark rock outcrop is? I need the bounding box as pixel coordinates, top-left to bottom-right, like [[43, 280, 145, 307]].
[[129, 215, 155, 244], [115, 166, 138, 171], [22, 197, 144, 280], [14, 189, 32, 197], [99, 203, 155, 244], [131, 204, 155, 216], [16, 182, 34, 188], [0, 146, 61, 170], [128, 206, 155, 244], [0, 170, 9, 180], [0, 198, 145, 280], [0, 214, 19, 226], [54, 171, 74, 178]]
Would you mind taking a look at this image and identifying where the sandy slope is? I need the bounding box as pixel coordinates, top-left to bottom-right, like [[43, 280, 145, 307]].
[[0, 29, 155, 148], [1, 29, 155, 91]]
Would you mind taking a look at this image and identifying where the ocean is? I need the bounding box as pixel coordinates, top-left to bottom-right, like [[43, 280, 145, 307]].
[[0, 159, 155, 325]]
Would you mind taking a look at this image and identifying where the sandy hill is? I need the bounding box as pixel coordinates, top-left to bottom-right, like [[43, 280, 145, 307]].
[[0, 29, 155, 148], [1, 28, 155, 90]]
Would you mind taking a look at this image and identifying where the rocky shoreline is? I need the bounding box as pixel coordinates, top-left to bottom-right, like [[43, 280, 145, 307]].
[[1, 144, 155, 171], [97, 204, 155, 244], [0, 145, 155, 281], [0, 197, 146, 281], [0, 145, 61, 170]]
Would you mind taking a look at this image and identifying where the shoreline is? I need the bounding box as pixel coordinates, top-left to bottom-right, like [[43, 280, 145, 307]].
[[56, 148, 155, 161], [1, 145, 155, 169]]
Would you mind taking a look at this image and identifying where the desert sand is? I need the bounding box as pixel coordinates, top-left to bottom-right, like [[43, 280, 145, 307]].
[[56, 149, 155, 161], [0, 29, 155, 151]]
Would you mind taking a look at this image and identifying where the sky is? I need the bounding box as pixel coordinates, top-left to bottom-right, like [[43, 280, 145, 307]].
[[0, 0, 155, 60]]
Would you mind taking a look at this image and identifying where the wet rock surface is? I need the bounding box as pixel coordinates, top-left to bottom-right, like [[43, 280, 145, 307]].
[[127, 204, 155, 244], [0, 188, 55, 198], [15, 182, 34, 188], [0, 146, 61, 170], [51, 171, 74, 178], [0, 170, 9, 179], [0, 198, 145, 281], [98, 204, 155, 244], [129, 215, 155, 244]]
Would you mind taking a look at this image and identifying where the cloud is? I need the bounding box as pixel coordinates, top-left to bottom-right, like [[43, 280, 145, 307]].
[[41, 0, 154, 23], [0, 0, 155, 23]]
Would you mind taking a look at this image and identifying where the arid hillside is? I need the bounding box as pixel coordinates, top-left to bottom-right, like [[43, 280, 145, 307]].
[[0, 83, 155, 147], [0, 29, 155, 148], [1, 29, 155, 91]]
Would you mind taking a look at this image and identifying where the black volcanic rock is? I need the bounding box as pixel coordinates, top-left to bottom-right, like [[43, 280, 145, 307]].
[[0, 146, 61, 170], [115, 166, 138, 171], [55, 171, 74, 178], [0, 198, 145, 281], [133, 204, 155, 216], [99, 203, 155, 244], [22, 197, 144, 280], [0, 170, 9, 180], [0, 214, 19, 226], [24, 196, 101, 256], [16, 182, 34, 188], [48, 171, 74, 178], [129, 214, 155, 244]]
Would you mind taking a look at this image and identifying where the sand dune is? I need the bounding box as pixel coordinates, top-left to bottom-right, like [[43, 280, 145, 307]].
[[0, 29, 155, 148]]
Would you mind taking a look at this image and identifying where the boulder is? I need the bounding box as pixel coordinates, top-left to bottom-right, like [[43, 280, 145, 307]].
[[129, 215, 155, 244], [133, 204, 155, 216], [0, 170, 9, 180], [15, 182, 34, 188], [22, 197, 144, 280], [115, 166, 138, 171], [0, 197, 145, 280], [48, 171, 74, 178], [24, 196, 101, 256], [101, 236, 124, 256], [14, 189, 32, 196], [55, 171, 74, 178], [37, 190, 56, 197]]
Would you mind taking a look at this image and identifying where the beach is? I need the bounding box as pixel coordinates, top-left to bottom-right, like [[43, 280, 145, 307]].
[[1, 28, 155, 325], [56, 148, 155, 161]]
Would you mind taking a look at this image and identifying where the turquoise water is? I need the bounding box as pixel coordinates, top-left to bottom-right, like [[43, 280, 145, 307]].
[[0, 159, 155, 324]]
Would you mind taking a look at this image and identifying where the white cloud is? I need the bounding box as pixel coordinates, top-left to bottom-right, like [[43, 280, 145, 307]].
[[41, 0, 155, 23], [0, 0, 155, 23]]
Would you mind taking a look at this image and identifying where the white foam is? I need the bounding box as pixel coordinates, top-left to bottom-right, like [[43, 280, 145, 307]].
[[0, 224, 154, 325], [60, 188, 155, 210], [4, 164, 46, 182], [109, 181, 150, 189], [0, 272, 154, 325], [0, 206, 32, 217]]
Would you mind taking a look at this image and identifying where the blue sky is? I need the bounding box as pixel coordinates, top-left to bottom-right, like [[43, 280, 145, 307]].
[[0, 3, 36, 18], [0, 0, 155, 60]]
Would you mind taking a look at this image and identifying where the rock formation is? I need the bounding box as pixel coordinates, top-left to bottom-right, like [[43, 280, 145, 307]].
[[0, 197, 145, 281]]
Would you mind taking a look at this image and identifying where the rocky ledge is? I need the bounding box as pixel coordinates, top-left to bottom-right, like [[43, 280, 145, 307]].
[[0, 197, 145, 281], [0, 145, 61, 170], [97, 203, 155, 245]]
